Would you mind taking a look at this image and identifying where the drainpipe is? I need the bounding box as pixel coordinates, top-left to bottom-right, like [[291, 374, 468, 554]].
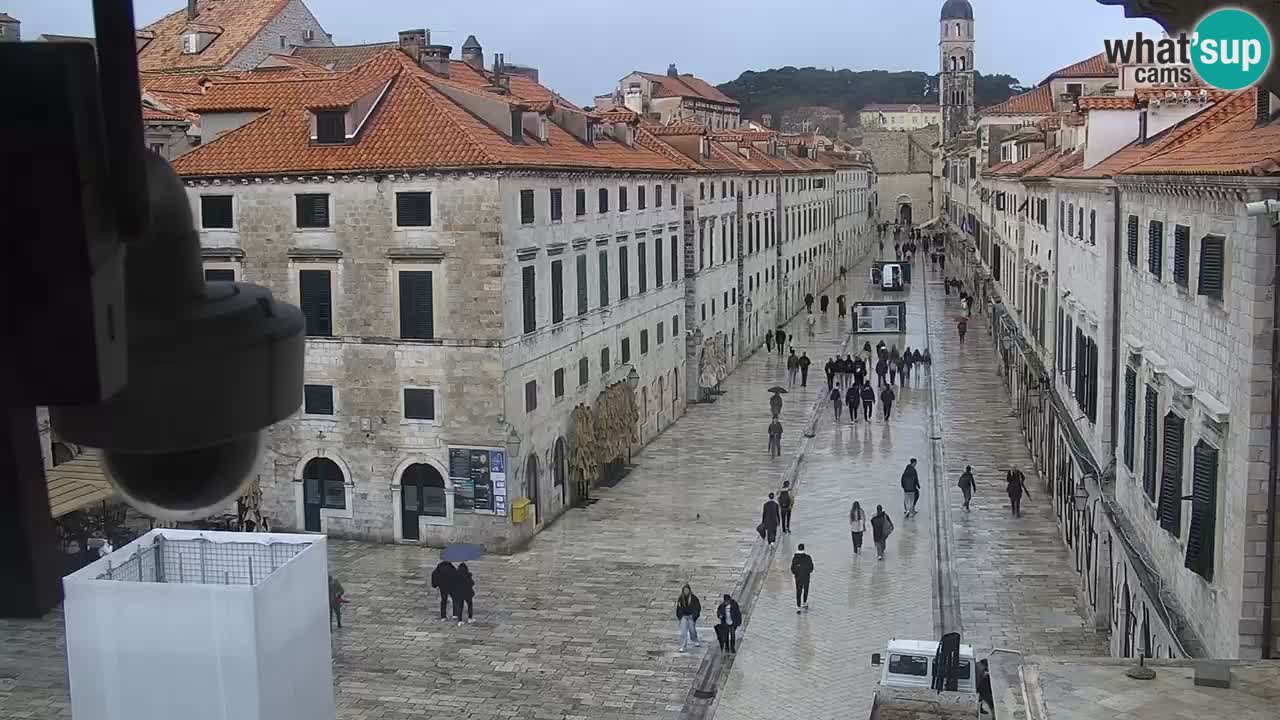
[[1264, 194, 1279, 660], [1108, 186, 1123, 466]]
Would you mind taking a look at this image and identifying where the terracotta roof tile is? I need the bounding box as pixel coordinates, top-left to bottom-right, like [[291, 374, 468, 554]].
[[1025, 149, 1083, 179], [1079, 96, 1135, 111], [292, 43, 399, 71], [983, 84, 1055, 115], [1122, 92, 1280, 176], [987, 146, 1058, 177], [138, 0, 292, 72], [636, 72, 739, 105], [1041, 52, 1115, 84], [1135, 87, 1232, 104], [647, 122, 706, 136]]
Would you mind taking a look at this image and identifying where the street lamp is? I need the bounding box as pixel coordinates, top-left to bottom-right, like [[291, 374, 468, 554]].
[[624, 365, 640, 390]]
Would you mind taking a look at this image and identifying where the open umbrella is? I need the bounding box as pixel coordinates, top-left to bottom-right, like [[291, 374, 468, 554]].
[[767, 386, 788, 394], [441, 543, 483, 563]]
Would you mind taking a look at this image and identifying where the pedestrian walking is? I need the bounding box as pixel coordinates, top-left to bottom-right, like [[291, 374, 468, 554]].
[[770, 392, 783, 419], [799, 352, 812, 387], [958, 465, 976, 510], [768, 418, 783, 457], [860, 383, 876, 421], [452, 562, 476, 625], [675, 584, 702, 652], [761, 493, 782, 545], [1006, 467, 1030, 517], [849, 502, 866, 554], [765, 329, 774, 353], [875, 357, 889, 387], [820, 294, 829, 313], [837, 294, 847, 318], [830, 386, 843, 419], [901, 458, 921, 516], [787, 350, 799, 387], [870, 505, 894, 561], [825, 357, 836, 390], [957, 317, 968, 345], [880, 385, 896, 421], [853, 355, 866, 387], [894, 242, 901, 259], [845, 384, 859, 422], [329, 575, 347, 630], [965, 295, 974, 316], [777, 330, 787, 357], [430, 560, 456, 621], [806, 311, 816, 338], [716, 594, 742, 653], [805, 292, 815, 312], [779, 481, 794, 534], [790, 544, 814, 613], [844, 354, 856, 387]]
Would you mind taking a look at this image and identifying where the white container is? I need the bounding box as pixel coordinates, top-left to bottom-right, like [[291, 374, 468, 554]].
[[63, 529, 335, 720]]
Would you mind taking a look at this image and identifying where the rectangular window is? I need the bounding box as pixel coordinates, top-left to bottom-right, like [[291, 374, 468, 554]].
[[404, 388, 436, 420], [618, 245, 630, 300], [575, 188, 586, 216], [299, 269, 333, 337], [1086, 339, 1099, 423], [638, 242, 648, 293], [554, 368, 565, 398], [205, 268, 236, 282], [1123, 367, 1137, 472], [1148, 220, 1164, 278], [303, 384, 334, 415], [576, 255, 588, 315], [1198, 235, 1225, 300], [578, 357, 589, 386], [655, 184, 663, 207], [1173, 225, 1190, 287], [969, 156, 976, 179], [657, 321, 665, 345], [1089, 209, 1096, 245], [521, 265, 537, 333], [550, 260, 564, 324], [638, 185, 646, 210], [1157, 412, 1185, 537], [1143, 385, 1159, 501], [670, 183, 677, 206], [524, 380, 537, 413], [619, 186, 628, 212], [598, 251, 609, 307], [520, 189, 535, 225], [672, 314, 679, 337], [315, 111, 346, 144], [200, 195, 234, 229], [1185, 441, 1219, 581], [598, 188, 609, 213], [550, 188, 563, 222], [296, 193, 330, 228], [396, 192, 432, 227], [600, 347, 610, 373], [640, 329, 649, 354], [621, 337, 631, 363], [1127, 215, 1139, 266], [655, 239, 664, 286], [399, 271, 434, 340]]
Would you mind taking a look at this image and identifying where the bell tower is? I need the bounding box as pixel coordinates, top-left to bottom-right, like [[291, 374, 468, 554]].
[[939, 0, 975, 142]]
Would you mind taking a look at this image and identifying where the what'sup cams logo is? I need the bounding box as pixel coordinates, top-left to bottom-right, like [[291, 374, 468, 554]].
[[1103, 7, 1273, 91]]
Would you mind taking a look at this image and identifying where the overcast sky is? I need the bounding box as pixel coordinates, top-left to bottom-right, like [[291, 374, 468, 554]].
[[13, 0, 1159, 106]]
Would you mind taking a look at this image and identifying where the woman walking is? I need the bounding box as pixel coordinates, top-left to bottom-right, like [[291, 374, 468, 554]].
[[1006, 468, 1030, 517], [675, 584, 702, 652], [452, 562, 476, 625], [870, 505, 894, 561], [830, 386, 843, 420], [849, 502, 867, 554], [958, 465, 976, 511]]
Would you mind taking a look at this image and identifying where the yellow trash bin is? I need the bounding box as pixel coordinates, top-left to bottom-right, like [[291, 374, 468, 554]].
[[511, 497, 531, 523]]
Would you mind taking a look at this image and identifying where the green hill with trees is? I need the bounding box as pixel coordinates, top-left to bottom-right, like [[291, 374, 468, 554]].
[[716, 67, 1024, 124]]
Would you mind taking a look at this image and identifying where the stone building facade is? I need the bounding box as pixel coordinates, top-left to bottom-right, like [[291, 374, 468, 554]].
[[594, 66, 741, 130], [135, 0, 332, 73], [856, 127, 937, 225]]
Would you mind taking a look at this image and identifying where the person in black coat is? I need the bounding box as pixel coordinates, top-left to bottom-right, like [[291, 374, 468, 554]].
[[853, 356, 867, 387], [452, 562, 476, 624], [860, 383, 876, 421], [761, 493, 782, 544], [675, 584, 702, 652], [901, 459, 921, 517], [825, 358, 836, 390], [431, 560, 456, 620], [875, 358, 889, 387], [798, 353, 812, 387], [716, 594, 743, 653], [846, 384, 859, 422], [790, 544, 814, 612]]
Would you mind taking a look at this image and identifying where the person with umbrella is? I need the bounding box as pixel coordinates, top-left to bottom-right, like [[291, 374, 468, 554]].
[[452, 562, 476, 625], [430, 560, 456, 621], [768, 387, 785, 419]]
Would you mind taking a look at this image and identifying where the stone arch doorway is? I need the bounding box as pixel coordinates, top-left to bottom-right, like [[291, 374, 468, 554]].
[[525, 453, 540, 525], [896, 197, 913, 226], [553, 437, 567, 504], [400, 463, 446, 541], [301, 457, 344, 532]]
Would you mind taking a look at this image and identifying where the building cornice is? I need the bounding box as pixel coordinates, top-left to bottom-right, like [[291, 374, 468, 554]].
[[1114, 174, 1280, 199]]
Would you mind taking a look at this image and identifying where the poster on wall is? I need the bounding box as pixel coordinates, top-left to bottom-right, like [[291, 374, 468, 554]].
[[448, 447, 506, 515]]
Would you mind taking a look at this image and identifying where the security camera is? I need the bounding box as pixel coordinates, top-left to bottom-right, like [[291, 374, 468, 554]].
[[1245, 199, 1280, 217], [50, 154, 305, 521]]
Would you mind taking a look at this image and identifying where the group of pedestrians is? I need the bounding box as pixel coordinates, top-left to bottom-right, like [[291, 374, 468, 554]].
[[675, 584, 745, 654], [431, 560, 477, 626], [786, 349, 812, 388], [765, 329, 791, 357]]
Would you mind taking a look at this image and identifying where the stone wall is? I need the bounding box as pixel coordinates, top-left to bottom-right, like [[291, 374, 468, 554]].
[[226, 0, 332, 71]]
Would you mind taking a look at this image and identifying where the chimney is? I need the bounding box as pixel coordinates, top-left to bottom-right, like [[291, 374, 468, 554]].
[[1137, 109, 1149, 144], [462, 35, 484, 71], [1257, 86, 1273, 126], [187, 0, 198, 20], [510, 106, 526, 145], [421, 44, 452, 77], [398, 29, 427, 64], [667, 63, 678, 78]]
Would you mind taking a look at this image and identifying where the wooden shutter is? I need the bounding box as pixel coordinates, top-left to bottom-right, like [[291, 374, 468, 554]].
[[618, 245, 629, 299], [1173, 225, 1190, 287], [550, 260, 564, 324], [299, 269, 332, 336], [638, 185, 646, 209], [520, 189, 535, 224], [1086, 339, 1099, 422], [598, 251, 609, 306], [1198, 235, 1225, 300], [1090, 209, 1096, 245], [1156, 412, 1184, 536], [618, 185, 628, 212], [598, 188, 608, 213], [1123, 367, 1137, 471], [200, 195, 233, 228], [204, 268, 235, 282], [296, 194, 329, 228], [578, 357, 589, 386], [575, 189, 586, 216], [1127, 215, 1139, 266], [315, 111, 346, 144], [554, 368, 565, 397], [638, 242, 647, 293], [640, 329, 649, 354], [521, 265, 537, 333], [550, 188, 563, 221], [1143, 385, 1158, 500], [396, 192, 432, 227], [576, 255, 588, 315], [655, 184, 663, 207], [1148, 220, 1163, 278], [1185, 441, 1218, 580], [304, 384, 334, 415], [655, 239, 664, 286], [398, 271, 434, 340], [524, 380, 537, 412]]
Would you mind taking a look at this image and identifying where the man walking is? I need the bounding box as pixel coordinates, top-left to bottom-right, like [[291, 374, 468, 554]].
[[787, 350, 799, 388], [716, 594, 743, 653], [1006, 467, 1030, 517], [779, 481, 794, 534], [761, 492, 782, 545], [790, 543, 814, 613], [431, 560, 456, 621], [806, 311, 816, 338], [860, 382, 876, 421], [777, 330, 787, 358], [881, 384, 896, 421], [799, 352, 812, 387], [765, 329, 774, 353], [958, 465, 976, 511], [846, 384, 860, 423], [901, 458, 921, 517], [957, 317, 968, 345], [329, 575, 347, 630], [768, 418, 783, 457], [831, 386, 843, 419], [825, 357, 836, 390], [870, 505, 894, 561]]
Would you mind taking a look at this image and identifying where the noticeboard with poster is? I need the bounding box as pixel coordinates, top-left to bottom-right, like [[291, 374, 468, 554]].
[[448, 447, 508, 515], [853, 301, 907, 335]]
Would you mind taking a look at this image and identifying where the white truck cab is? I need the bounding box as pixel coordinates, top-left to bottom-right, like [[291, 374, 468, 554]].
[[871, 638, 977, 694]]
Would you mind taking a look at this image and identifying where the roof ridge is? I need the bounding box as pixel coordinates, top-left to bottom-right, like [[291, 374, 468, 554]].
[[1119, 91, 1257, 172]]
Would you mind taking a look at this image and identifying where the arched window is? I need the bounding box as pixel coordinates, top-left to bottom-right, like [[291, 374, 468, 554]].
[[956, 23, 961, 37], [303, 457, 346, 509], [958, 56, 966, 71]]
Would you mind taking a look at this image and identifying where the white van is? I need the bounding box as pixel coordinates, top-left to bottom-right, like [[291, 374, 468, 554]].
[[871, 638, 978, 694]]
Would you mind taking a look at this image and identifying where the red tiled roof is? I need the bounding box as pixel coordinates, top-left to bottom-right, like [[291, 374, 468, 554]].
[[1041, 53, 1115, 84], [292, 43, 399, 72], [1037, 115, 1062, 130], [1079, 96, 1135, 111], [987, 146, 1057, 177], [137, 0, 292, 72], [637, 72, 739, 105], [1024, 149, 1083, 180], [861, 104, 940, 113], [647, 122, 706, 136], [258, 53, 333, 73], [1122, 91, 1280, 176], [983, 85, 1055, 115], [1135, 87, 1232, 104]]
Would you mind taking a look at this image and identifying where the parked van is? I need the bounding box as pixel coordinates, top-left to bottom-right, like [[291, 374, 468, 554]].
[[871, 638, 977, 694]]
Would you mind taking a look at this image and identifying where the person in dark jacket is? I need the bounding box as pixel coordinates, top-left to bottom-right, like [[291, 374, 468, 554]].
[[875, 357, 889, 387], [329, 575, 346, 629], [777, 330, 787, 357], [837, 295, 847, 319], [901, 458, 921, 517], [790, 544, 814, 612], [846, 384, 860, 422], [820, 294, 829, 313], [880, 385, 896, 421], [958, 465, 976, 511], [675, 584, 702, 652], [768, 418, 783, 457], [769, 392, 783, 419], [715, 594, 743, 653], [853, 356, 866, 387], [870, 505, 894, 561], [765, 329, 774, 353], [843, 355, 856, 387], [452, 562, 476, 625], [1006, 468, 1030, 517], [957, 317, 968, 344], [430, 561, 456, 620], [779, 481, 794, 533], [825, 358, 837, 390], [804, 292, 815, 312], [860, 383, 876, 421], [798, 353, 812, 387], [830, 386, 843, 419], [761, 493, 782, 545], [787, 350, 800, 388]]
